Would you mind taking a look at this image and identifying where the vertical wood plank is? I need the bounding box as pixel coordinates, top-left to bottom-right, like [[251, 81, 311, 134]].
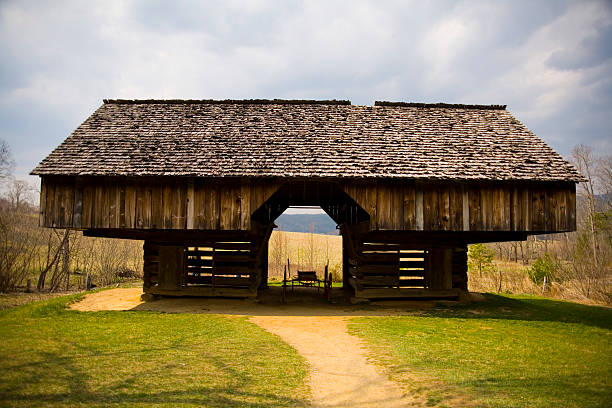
[[439, 186, 451, 230], [194, 180, 206, 229], [511, 186, 519, 231], [108, 183, 117, 228], [171, 184, 182, 229], [402, 183, 416, 230], [143, 187, 152, 228], [219, 184, 232, 230], [124, 184, 136, 229], [376, 182, 392, 229], [63, 183, 74, 228], [415, 189, 424, 231], [240, 180, 251, 230], [151, 184, 163, 229], [532, 188, 545, 232], [449, 184, 462, 231], [135, 185, 144, 228], [118, 184, 125, 228], [231, 182, 241, 229], [93, 183, 104, 228], [162, 184, 172, 229], [502, 188, 511, 230], [462, 185, 470, 231], [45, 181, 56, 227], [424, 188, 440, 230], [366, 181, 378, 229], [390, 183, 403, 229], [546, 186, 555, 232], [524, 187, 531, 231], [355, 183, 367, 217], [469, 187, 481, 231], [39, 179, 47, 227], [55, 183, 65, 228], [558, 187, 568, 231], [81, 184, 92, 228], [568, 184, 576, 230], [205, 183, 219, 229], [187, 181, 195, 229]]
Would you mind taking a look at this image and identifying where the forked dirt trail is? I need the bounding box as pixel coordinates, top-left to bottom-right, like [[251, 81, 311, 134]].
[[72, 288, 427, 407]]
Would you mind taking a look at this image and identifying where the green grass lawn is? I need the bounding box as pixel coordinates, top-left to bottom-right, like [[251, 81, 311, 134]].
[[349, 294, 612, 408], [0, 293, 309, 407]]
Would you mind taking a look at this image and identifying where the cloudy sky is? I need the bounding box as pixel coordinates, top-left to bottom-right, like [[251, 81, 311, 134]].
[[1, 0, 611, 185]]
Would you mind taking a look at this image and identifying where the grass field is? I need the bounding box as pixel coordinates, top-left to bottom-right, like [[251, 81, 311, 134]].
[[1, 291, 610, 407], [349, 295, 612, 408], [0, 293, 309, 407]]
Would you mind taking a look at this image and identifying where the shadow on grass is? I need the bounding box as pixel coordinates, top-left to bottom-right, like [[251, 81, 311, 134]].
[[0, 349, 308, 408], [0, 388, 306, 407], [424, 294, 612, 330]]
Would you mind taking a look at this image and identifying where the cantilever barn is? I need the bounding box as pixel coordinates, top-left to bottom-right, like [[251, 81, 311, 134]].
[[32, 99, 583, 301]]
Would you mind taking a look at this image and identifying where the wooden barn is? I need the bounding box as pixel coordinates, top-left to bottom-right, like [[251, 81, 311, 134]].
[[31, 99, 583, 301]]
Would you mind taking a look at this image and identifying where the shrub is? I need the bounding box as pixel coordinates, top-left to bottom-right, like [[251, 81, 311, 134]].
[[468, 243, 496, 276], [527, 254, 559, 286]]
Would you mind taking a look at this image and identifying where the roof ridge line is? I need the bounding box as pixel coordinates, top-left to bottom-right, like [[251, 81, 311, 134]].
[[374, 101, 507, 110], [103, 99, 352, 106]]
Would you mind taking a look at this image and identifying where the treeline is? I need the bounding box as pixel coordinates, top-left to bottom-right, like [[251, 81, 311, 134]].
[[468, 145, 611, 304], [0, 141, 142, 293]]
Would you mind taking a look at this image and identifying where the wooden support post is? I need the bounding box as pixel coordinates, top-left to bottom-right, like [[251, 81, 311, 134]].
[[258, 238, 269, 290], [282, 265, 287, 303], [342, 232, 353, 298], [452, 245, 469, 291], [428, 248, 453, 290], [158, 245, 184, 290]]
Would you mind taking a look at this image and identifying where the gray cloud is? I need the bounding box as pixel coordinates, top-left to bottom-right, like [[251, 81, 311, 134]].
[[0, 0, 610, 183]]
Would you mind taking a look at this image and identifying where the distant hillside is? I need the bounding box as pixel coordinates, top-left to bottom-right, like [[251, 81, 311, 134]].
[[274, 214, 339, 235]]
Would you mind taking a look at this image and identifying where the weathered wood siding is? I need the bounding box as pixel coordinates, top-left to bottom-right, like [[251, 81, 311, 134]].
[[40, 176, 576, 233], [40, 176, 279, 231], [343, 180, 576, 233]]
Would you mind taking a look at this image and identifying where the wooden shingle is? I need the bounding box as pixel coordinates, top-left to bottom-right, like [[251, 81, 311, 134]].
[[31, 99, 583, 182]]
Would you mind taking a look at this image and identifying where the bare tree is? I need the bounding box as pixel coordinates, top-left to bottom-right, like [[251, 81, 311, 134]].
[[571, 145, 599, 268], [7, 179, 34, 212], [0, 139, 14, 182], [597, 155, 612, 207]]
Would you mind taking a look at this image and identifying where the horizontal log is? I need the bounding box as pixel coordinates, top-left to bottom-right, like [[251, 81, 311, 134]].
[[398, 278, 426, 287], [213, 242, 252, 250], [185, 275, 252, 286], [399, 270, 424, 277], [186, 258, 213, 267], [360, 244, 401, 251], [213, 254, 253, 263], [352, 264, 399, 276], [212, 266, 253, 275], [399, 260, 425, 268], [146, 286, 257, 298], [185, 249, 214, 257], [353, 287, 462, 299], [360, 253, 399, 263], [398, 252, 426, 258], [359, 276, 399, 287]]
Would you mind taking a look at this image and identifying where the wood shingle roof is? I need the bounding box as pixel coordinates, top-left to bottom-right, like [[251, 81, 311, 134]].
[[31, 99, 583, 182]]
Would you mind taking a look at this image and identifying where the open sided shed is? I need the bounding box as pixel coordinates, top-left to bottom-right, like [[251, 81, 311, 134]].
[[32, 99, 583, 300]]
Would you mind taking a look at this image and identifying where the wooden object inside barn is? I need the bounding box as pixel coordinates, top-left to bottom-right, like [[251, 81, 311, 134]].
[[31, 99, 583, 301]]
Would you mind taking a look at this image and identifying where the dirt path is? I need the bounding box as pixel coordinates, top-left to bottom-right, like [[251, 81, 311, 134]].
[[250, 315, 412, 407], [71, 288, 450, 407]]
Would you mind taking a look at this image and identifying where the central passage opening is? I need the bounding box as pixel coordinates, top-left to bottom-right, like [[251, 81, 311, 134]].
[[267, 206, 342, 291]]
